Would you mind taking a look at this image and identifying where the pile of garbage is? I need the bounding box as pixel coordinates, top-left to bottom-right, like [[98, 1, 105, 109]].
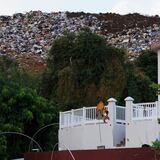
[[0, 11, 160, 62]]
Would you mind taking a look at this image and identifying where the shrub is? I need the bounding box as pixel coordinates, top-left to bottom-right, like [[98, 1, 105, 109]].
[[152, 140, 160, 149]]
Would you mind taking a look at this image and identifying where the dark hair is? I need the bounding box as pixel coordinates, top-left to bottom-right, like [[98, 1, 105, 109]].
[[97, 96, 103, 102]]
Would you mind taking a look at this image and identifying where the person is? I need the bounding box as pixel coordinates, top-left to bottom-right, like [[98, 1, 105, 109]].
[[102, 107, 109, 123], [96, 100, 105, 120]]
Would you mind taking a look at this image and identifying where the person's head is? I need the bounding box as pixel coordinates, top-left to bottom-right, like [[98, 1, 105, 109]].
[[97, 96, 103, 103]]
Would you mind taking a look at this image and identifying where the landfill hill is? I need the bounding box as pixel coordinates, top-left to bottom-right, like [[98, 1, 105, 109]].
[[0, 11, 160, 73]]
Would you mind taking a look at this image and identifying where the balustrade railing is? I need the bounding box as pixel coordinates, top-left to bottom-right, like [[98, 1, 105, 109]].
[[116, 106, 125, 123], [60, 111, 72, 128], [59, 101, 159, 128], [72, 108, 83, 125], [132, 102, 157, 120], [59, 105, 127, 128], [85, 107, 97, 122], [60, 106, 111, 128]]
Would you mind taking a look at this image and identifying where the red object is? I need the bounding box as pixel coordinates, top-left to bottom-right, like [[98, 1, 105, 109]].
[[24, 148, 156, 160]]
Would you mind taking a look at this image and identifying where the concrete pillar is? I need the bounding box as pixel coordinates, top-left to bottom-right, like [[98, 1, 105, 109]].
[[125, 97, 134, 125], [158, 50, 160, 101], [157, 101, 160, 118], [59, 112, 62, 129], [107, 98, 117, 146], [71, 109, 74, 127], [107, 98, 117, 126], [82, 107, 86, 124], [125, 97, 134, 147]]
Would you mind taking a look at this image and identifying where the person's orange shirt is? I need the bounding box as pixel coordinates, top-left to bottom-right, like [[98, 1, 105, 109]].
[[96, 101, 104, 111]]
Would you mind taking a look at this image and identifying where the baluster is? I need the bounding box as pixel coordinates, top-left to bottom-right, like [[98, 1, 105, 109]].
[[91, 108, 92, 120], [71, 110, 74, 126], [83, 107, 86, 124], [94, 107, 96, 120], [146, 105, 149, 117], [150, 104, 152, 117], [136, 106, 138, 118], [59, 112, 62, 129]]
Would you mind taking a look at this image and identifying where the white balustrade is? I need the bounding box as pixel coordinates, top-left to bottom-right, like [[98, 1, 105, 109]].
[[60, 111, 72, 128], [59, 101, 159, 128], [116, 106, 125, 123], [60, 106, 109, 128], [132, 102, 157, 120], [73, 108, 83, 125], [85, 107, 97, 123]]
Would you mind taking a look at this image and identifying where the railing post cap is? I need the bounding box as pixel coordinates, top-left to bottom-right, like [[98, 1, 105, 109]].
[[107, 98, 117, 103], [125, 96, 134, 101]]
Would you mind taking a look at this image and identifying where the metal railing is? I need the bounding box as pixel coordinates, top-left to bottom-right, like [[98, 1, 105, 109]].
[[132, 102, 157, 120]]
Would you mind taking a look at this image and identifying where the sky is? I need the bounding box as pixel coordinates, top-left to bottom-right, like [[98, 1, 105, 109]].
[[0, 0, 160, 16]]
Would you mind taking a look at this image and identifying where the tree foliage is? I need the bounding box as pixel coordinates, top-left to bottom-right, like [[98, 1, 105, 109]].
[[0, 56, 57, 159], [152, 139, 160, 149], [136, 50, 157, 83], [120, 60, 156, 103], [42, 28, 127, 106]]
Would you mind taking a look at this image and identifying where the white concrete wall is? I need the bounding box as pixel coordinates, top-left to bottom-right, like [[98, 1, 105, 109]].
[[126, 119, 160, 147], [59, 97, 160, 150], [114, 123, 125, 146], [59, 123, 113, 150]]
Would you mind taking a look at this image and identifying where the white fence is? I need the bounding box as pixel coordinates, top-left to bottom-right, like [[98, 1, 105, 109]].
[[59, 101, 159, 128], [116, 106, 125, 123], [132, 102, 157, 120], [60, 105, 126, 129], [60, 107, 102, 129]]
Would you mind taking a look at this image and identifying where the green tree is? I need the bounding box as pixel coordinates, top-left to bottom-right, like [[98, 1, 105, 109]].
[[136, 50, 157, 83], [121, 61, 156, 103], [42, 28, 127, 107], [0, 81, 56, 159], [0, 56, 58, 159]]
